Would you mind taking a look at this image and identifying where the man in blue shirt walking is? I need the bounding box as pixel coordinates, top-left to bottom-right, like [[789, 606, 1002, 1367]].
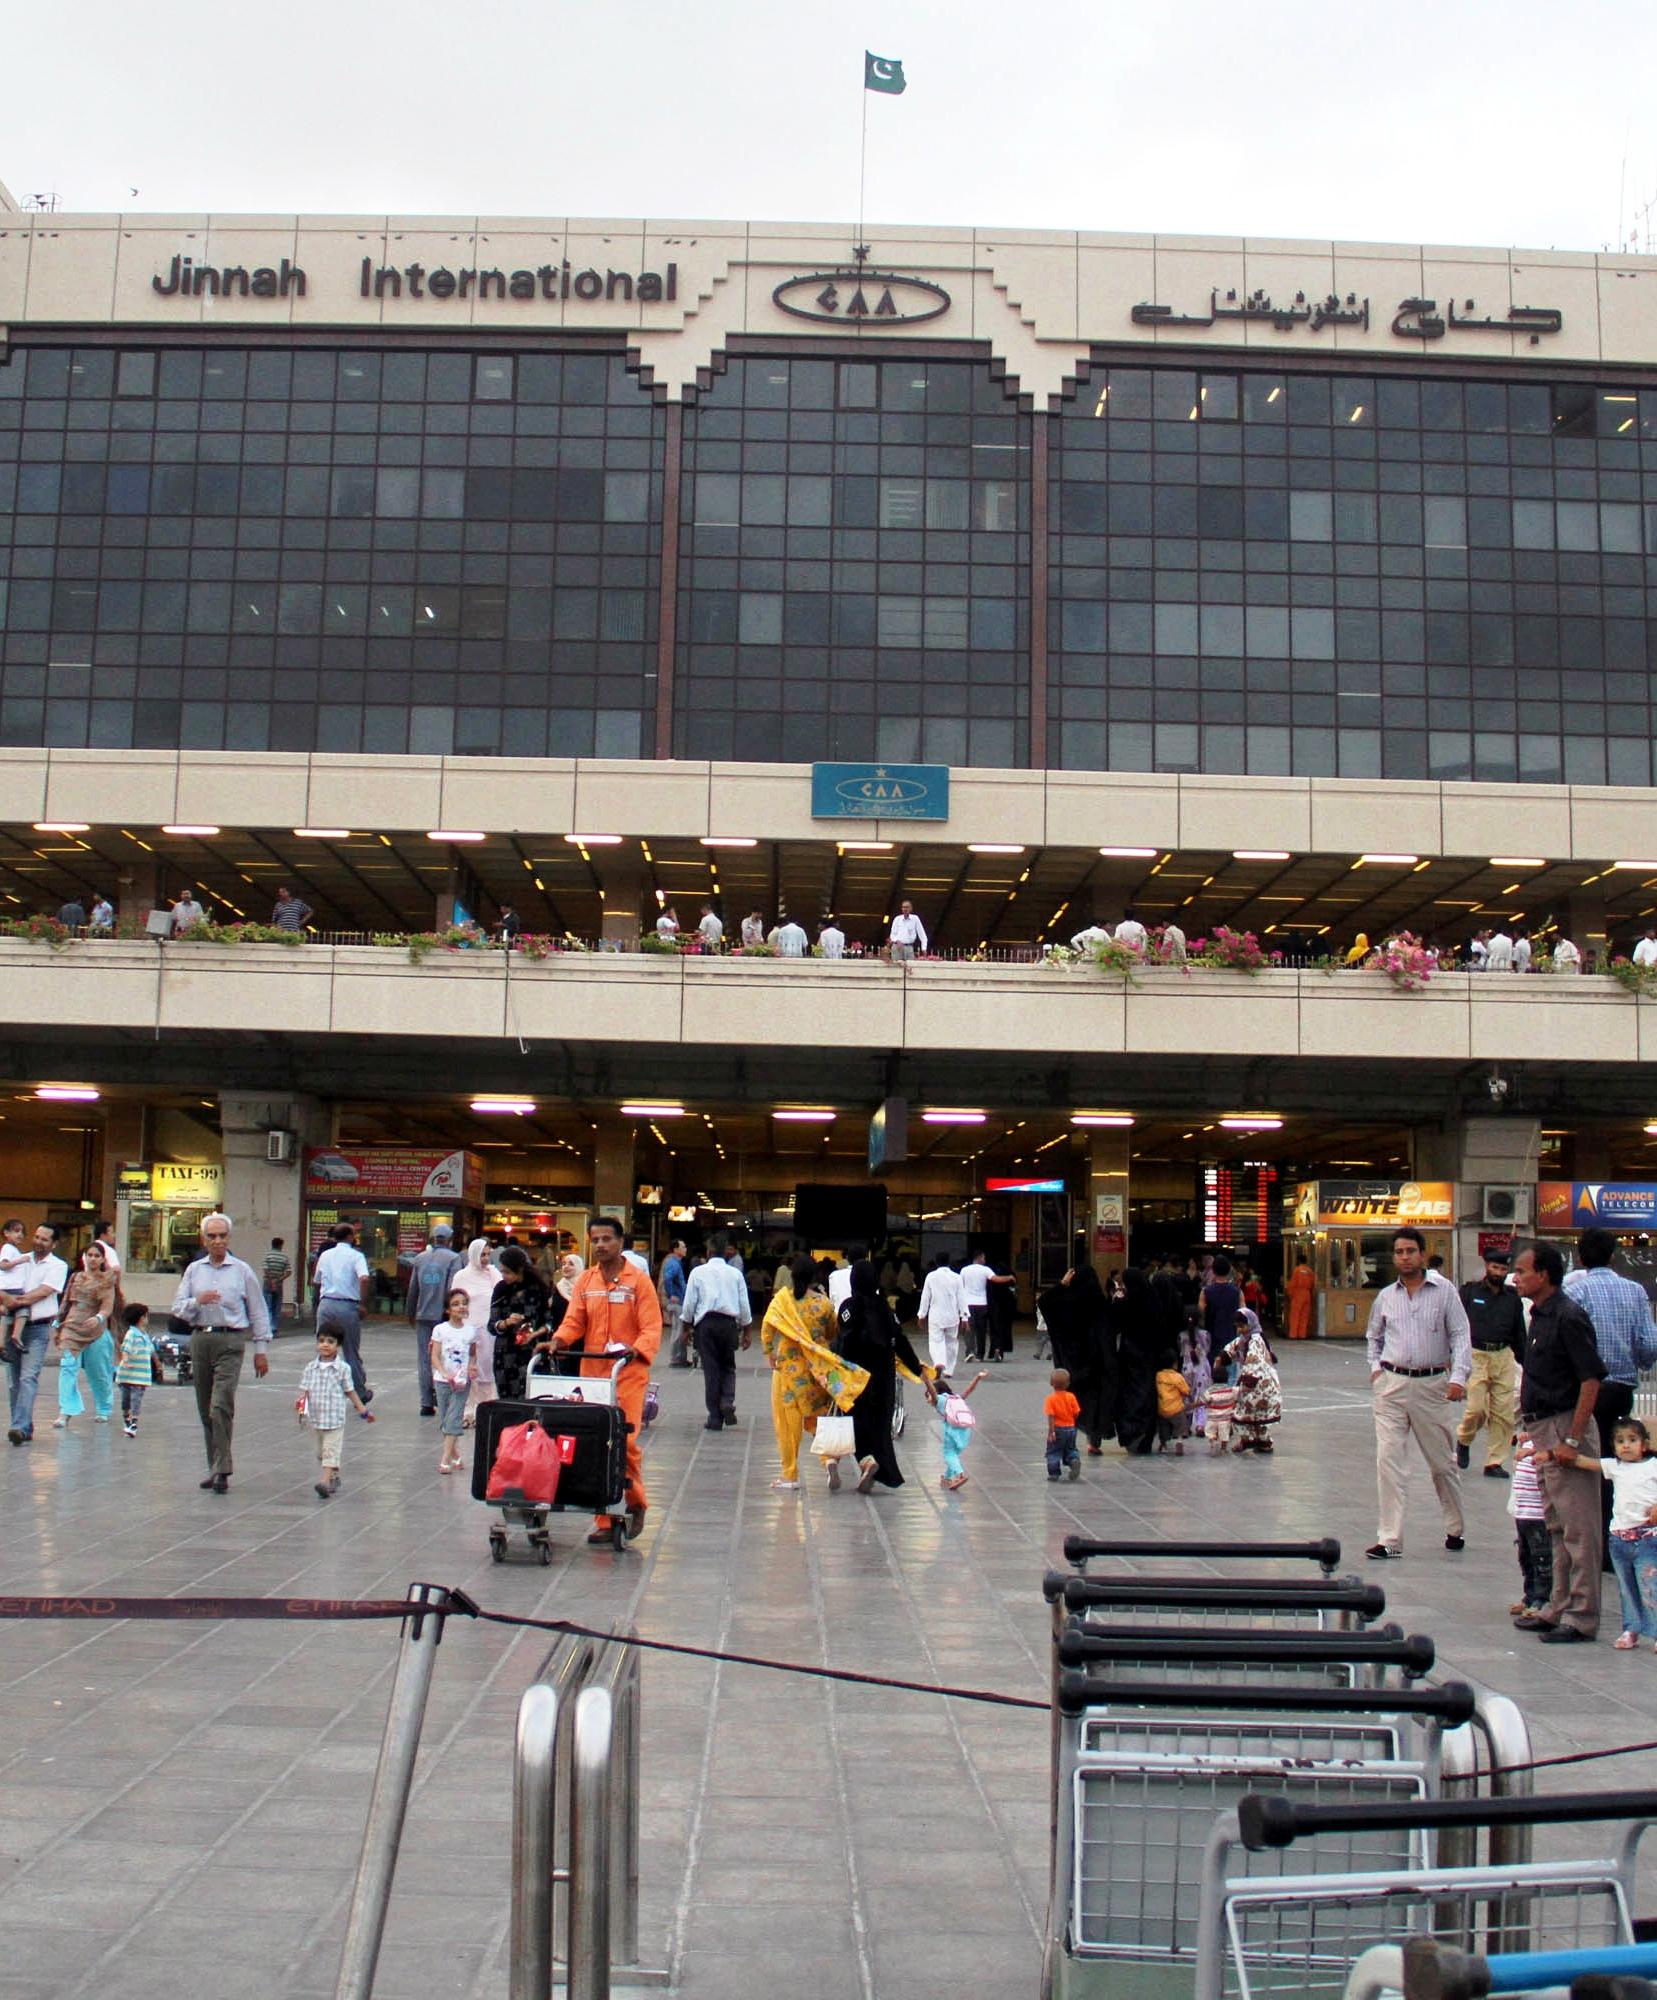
[[659, 1239, 690, 1367], [1565, 1227, 1657, 1567]]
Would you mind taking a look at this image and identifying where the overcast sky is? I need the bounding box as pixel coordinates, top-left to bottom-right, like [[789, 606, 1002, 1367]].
[[7, 0, 1655, 254]]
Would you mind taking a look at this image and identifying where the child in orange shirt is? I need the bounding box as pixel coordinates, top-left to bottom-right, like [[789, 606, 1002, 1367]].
[[1045, 1368, 1082, 1481]]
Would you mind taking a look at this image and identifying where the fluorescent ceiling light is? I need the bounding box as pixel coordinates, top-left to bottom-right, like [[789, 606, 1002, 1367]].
[[1611, 861, 1657, 871], [427, 830, 485, 843], [773, 1109, 836, 1122], [1233, 850, 1291, 862], [839, 840, 893, 851], [1071, 1113, 1135, 1127], [161, 824, 219, 837], [700, 836, 758, 848], [922, 1109, 987, 1124], [471, 1098, 536, 1115], [1099, 845, 1158, 858], [36, 1085, 100, 1102], [565, 833, 624, 846], [1489, 857, 1545, 869], [620, 1103, 686, 1117], [33, 822, 90, 834], [967, 843, 1025, 855], [1357, 854, 1418, 865], [294, 827, 351, 839], [1219, 1115, 1283, 1129]]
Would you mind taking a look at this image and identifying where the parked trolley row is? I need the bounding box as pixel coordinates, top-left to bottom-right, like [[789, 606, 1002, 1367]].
[[1040, 1533, 1657, 2000]]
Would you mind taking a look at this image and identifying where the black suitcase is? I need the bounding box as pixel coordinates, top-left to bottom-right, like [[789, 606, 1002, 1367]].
[[471, 1395, 630, 1517]]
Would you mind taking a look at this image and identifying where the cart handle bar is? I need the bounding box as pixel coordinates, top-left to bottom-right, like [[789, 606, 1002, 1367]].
[[1063, 1536, 1340, 1571], [1046, 1573, 1386, 1616], [1239, 1786, 1657, 1851], [1065, 1618, 1402, 1647], [1057, 1627, 1435, 1675], [1057, 1672, 1475, 1722]]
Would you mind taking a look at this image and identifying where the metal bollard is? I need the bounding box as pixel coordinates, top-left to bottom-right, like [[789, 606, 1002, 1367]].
[[334, 1583, 454, 2000], [510, 1683, 561, 2000], [567, 1686, 615, 2000]]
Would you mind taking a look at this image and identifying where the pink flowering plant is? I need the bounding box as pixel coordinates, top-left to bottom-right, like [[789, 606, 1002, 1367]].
[[1088, 935, 1146, 982], [1194, 925, 1272, 975], [1366, 931, 1437, 991]]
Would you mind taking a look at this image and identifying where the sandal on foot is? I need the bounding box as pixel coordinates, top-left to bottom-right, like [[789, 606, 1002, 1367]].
[[855, 1456, 879, 1493], [1616, 1631, 1638, 1649], [771, 1478, 800, 1490], [826, 1458, 841, 1492]]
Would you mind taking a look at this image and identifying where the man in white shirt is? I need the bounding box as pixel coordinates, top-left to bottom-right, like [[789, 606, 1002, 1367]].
[[89, 894, 114, 932], [314, 1223, 375, 1403], [622, 1247, 651, 1275], [655, 906, 680, 938], [918, 1257, 968, 1374], [1552, 937, 1582, 974], [1469, 930, 1490, 970], [960, 1249, 993, 1360], [741, 910, 767, 948], [1634, 929, 1657, 969], [1511, 932, 1532, 974], [1114, 909, 1148, 951], [171, 892, 206, 934], [818, 919, 846, 959], [888, 901, 928, 962], [775, 917, 809, 957], [697, 903, 724, 948], [1160, 920, 1188, 964], [680, 1248, 752, 1430], [5, 1223, 70, 1445], [91, 1217, 121, 1278], [1485, 929, 1514, 971], [1069, 923, 1111, 952]]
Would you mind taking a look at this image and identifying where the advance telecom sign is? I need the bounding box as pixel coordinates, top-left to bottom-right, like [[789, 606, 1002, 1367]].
[[810, 762, 949, 822]]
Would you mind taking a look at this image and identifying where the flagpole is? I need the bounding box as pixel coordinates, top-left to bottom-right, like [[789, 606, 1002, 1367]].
[[857, 75, 869, 249]]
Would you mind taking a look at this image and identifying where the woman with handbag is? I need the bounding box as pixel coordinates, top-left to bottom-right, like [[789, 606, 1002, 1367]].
[[1219, 1307, 1284, 1453], [837, 1259, 930, 1492], [52, 1240, 121, 1429], [760, 1256, 868, 1493], [492, 1249, 566, 1401]]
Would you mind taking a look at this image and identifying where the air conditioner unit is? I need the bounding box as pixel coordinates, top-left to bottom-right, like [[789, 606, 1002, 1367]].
[[1482, 1184, 1533, 1227], [266, 1129, 295, 1163]]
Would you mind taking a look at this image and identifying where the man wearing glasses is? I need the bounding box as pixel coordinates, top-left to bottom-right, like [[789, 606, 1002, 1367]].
[[170, 1213, 270, 1492]]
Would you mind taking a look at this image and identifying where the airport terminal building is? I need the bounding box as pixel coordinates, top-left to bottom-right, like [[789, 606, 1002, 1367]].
[[2, 181, 1657, 1318]]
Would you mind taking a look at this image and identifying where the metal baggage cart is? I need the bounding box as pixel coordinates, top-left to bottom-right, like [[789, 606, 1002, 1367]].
[[1063, 1536, 1343, 1577], [1057, 1622, 1435, 1692], [1045, 1573, 1389, 1634], [477, 1349, 634, 1562], [1193, 1791, 1657, 2000]]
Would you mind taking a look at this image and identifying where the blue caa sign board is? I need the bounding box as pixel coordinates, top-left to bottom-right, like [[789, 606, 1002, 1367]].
[[811, 762, 949, 822]]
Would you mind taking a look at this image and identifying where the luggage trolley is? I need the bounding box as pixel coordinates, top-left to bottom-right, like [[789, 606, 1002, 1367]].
[[472, 1348, 635, 1562], [1194, 1791, 1657, 2000], [1046, 1676, 1477, 2000], [1063, 1536, 1343, 1577]]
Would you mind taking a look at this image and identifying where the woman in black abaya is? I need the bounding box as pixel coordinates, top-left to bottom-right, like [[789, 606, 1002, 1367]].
[[838, 1259, 929, 1491], [1039, 1262, 1117, 1454], [1111, 1266, 1163, 1455]]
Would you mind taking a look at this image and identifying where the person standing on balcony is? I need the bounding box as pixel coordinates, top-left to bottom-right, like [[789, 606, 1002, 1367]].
[[88, 893, 114, 932], [741, 909, 767, 948], [1485, 927, 1514, 971], [1114, 908, 1147, 951], [57, 895, 86, 930], [270, 884, 312, 933], [1635, 928, 1657, 970], [888, 900, 928, 962], [697, 903, 723, 949], [775, 915, 809, 957], [1552, 935, 1582, 973], [1364, 1226, 1471, 1561], [170, 890, 206, 934], [818, 917, 846, 958], [1512, 931, 1533, 973], [655, 905, 680, 939]]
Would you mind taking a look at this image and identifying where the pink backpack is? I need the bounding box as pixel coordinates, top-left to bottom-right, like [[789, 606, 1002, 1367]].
[[941, 1393, 976, 1429]]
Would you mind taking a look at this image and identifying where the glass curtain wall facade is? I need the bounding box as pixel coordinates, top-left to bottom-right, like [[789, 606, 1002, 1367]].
[[1, 335, 1654, 783]]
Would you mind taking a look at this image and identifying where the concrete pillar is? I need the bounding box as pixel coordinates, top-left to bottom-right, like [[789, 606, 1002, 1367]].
[[116, 857, 158, 926], [592, 1117, 636, 1220], [219, 1090, 335, 1278], [1085, 1130, 1130, 1281], [1416, 1114, 1543, 1281], [98, 1102, 147, 1217], [597, 854, 649, 949]]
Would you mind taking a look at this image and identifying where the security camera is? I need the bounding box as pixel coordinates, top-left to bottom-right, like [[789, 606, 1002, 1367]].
[[1486, 1073, 1509, 1102]]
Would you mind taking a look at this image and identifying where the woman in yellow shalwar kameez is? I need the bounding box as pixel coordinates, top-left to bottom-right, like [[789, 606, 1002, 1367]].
[[762, 1256, 869, 1492]]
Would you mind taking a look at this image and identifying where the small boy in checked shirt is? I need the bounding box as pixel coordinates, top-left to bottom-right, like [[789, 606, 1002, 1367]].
[[297, 1327, 372, 1499]]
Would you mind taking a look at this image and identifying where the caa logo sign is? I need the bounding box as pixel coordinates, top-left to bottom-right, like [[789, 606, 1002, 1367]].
[[773, 269, 950, 327], [836, 773, 928, 806]]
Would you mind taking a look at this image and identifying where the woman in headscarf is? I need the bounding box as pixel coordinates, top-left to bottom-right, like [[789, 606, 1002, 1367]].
[[1219, 1307, 1283, 1453], [555, 1251, 584, 1304], [490, 1244, 562, 1401], [1111, 1266, 1163, 1456], [451, 1238, 499, 1425], [52, 1240, 121, 1428], [837, 1259, 929, 1492], [761, 1255, 868, 1493], [1038, 1262, 1116, 1454]]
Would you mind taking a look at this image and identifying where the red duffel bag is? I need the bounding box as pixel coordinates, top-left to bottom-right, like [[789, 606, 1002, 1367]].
[[486, 1421, 577, 1504]]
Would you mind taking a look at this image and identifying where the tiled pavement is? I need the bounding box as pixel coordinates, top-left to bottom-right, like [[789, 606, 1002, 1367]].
[[2, 1330, 1654, 1998]]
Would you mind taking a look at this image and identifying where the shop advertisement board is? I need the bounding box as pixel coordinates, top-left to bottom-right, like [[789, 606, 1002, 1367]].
[[303, 1147, 484, 1205], [147, 1164, 223, 1204], [1538, 1182, 1657, 1230], [1296, 1180, 1455, 1226]]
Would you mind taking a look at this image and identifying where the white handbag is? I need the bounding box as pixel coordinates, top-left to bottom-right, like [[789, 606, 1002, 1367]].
[[810, 1413, 856, 1459]]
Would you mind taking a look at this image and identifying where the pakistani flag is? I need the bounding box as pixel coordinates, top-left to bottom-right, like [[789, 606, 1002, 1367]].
[[865, 51, 906, 94]]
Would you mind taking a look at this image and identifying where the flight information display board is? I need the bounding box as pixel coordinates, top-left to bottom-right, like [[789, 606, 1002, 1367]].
[[1200, 1162, 1282, 1245]]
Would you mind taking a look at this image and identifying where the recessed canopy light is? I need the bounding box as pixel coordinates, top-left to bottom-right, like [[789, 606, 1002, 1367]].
[[36, 1084, 100, 1102], [1219, 1115, 1283, 1130], [1099, 845, 1158, 858], [620, 1103, 686, 1117], [922, 1109, 987, 1125], [427, 830, 485, 843], [471, 1098, 535, 1115], [1611, 861, 1657, 872], [33, 822, 90, 834], [1357, 854, 1418, 866], [564, 833, 624, 846], [1071, 1113, 1135, 1127], [839, 840, 893, 851], [1489, 857, 1546, 869], [700, 836, 758, 848], [1233, 850, 1291, 862], [161, 824, 219, 837], [294, 827, 351, 839], [773, 1109, 836, 1122], [968, 843, 1025, 855]]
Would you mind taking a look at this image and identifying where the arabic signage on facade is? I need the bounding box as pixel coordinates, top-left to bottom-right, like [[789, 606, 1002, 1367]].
[[810, 762, 949, 822], [1130, 286, 1563, 345], [1538, 1181, 1657, 1230], [772, 267, 950, 327], [303, 1147, 485, 1206], [1294, 1180, 1455, 1227]]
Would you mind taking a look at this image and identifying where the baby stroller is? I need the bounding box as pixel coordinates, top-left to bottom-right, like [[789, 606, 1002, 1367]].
[[473, 1347, 634, 1561]]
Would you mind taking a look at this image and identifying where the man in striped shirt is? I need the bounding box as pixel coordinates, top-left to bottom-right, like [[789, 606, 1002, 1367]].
[[1364, 1226, 1472, 1561], [1564, 1227, 1657, 1567]]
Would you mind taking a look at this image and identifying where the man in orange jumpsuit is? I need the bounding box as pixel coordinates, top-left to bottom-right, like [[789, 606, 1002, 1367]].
[[553, 1216, 662, 1543]]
